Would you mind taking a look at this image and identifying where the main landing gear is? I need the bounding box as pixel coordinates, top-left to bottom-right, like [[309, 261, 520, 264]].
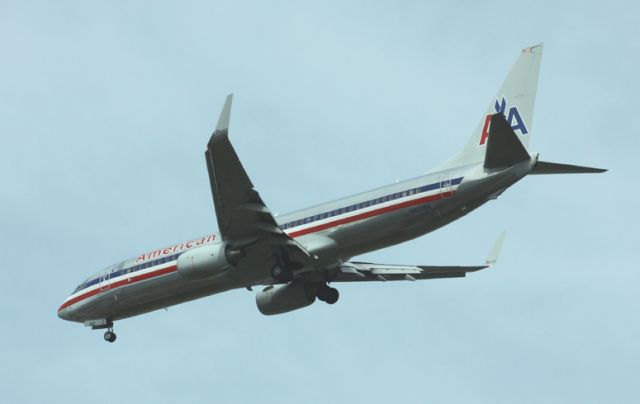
[[270, 265, 293, 283], [316, 284, 339, 304], [270, 247, 305, 283]]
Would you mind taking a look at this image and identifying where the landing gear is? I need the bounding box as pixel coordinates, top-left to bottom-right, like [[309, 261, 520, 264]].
[[270, 247, 304, 283], [104, 330, 117, 343], [316, 284, 339, 304], [87, 319, 117, 343]]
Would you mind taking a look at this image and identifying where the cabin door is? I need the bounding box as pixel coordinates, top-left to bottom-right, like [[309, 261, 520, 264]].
[[440, 172, 453, 199], [99, 270, 111, 291]]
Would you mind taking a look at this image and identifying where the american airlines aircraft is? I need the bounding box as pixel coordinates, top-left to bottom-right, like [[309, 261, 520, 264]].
[[58, 44, 605, 342]]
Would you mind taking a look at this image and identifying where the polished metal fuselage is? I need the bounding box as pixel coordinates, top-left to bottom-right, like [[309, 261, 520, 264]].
[[58, 158, 535, 323]]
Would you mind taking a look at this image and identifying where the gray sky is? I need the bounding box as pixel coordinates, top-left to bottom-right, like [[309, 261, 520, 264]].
[[1, 1, 638, 403]]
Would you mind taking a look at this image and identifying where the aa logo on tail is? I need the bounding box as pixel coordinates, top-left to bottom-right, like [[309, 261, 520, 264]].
[[479, 96, 528, 145]]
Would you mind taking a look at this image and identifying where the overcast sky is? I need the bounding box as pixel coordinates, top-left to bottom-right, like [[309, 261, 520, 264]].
[[1, 1, 638, 403]]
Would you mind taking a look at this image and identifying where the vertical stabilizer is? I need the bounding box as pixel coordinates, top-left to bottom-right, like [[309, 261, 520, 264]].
[[438, 44, 543, 169]]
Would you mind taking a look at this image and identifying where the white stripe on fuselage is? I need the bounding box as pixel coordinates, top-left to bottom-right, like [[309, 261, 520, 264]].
[[63, 260, 179, 306], [281, 180, 462, 233]]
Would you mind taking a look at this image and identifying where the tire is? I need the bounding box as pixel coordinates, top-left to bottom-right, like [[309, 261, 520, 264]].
[[317, 286, 339, 304], [104, 331, 117, 343], [325, 287, 339, 304]]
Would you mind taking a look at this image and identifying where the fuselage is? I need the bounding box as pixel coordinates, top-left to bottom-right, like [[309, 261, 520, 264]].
[[57, 158, 535, 323]]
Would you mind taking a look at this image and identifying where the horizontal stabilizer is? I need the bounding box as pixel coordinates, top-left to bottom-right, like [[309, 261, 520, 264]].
[[531, 161, 607, 175], [484, 113, 531, 170]]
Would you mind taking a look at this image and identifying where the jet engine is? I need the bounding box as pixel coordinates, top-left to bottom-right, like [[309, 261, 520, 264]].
[[177, 243, 239, 281], [256, 281, 316, 315]]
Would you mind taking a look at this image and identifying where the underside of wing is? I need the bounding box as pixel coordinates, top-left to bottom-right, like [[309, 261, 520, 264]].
[[205, 94, 278, 241], [332, 232, 505, 283], [205, 95, 317, 271], [334, 262, 488, 282]]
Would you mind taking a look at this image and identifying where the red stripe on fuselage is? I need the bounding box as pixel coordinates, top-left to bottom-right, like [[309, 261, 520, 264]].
[[59, 189, 454, 313], [287, 190, 452, 237], [58, 265, 178, 312]]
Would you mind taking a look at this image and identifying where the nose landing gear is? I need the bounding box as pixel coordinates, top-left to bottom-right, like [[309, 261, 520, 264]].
[[104, 329, 117, 343], [86, 319, 117, 343]]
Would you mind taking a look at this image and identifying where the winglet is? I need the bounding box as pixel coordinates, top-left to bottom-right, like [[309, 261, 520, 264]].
[[215, 93, 233, 133], [485, 231, 506, 266]]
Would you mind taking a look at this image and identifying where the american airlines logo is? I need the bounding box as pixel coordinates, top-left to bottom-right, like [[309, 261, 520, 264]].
[[479, 96, 528, 145], [134, 234, 217, 263]]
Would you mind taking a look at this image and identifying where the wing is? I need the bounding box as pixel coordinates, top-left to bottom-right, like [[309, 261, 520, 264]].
[[205, 95, 315, 265], [205, 94, 276, 241], [333, 232, 505, 282]]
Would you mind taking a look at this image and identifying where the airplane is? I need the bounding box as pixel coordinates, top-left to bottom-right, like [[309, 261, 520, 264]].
[[57, 44, 606, 343]]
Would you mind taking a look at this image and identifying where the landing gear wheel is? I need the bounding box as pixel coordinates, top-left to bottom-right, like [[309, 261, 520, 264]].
[[270, 265, 293, 282], [316, 285, 339, 304], [324, 287, 339, 304], [104, 331, 117, 343]]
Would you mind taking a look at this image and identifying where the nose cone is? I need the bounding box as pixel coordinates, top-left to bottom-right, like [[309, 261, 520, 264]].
[[57, 306, 69, 320], [57, 301, 74, 321]]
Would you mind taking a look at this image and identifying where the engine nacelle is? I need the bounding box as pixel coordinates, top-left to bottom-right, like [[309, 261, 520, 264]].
[[256, 282, 316, 315], [177, 243, 233, 281]]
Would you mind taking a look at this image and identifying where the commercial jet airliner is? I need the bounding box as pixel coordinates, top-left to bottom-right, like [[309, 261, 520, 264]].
[[58, 44, 606, 342]]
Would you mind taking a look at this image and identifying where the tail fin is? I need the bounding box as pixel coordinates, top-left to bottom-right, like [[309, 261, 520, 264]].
[[440, 44, 543, 168]]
